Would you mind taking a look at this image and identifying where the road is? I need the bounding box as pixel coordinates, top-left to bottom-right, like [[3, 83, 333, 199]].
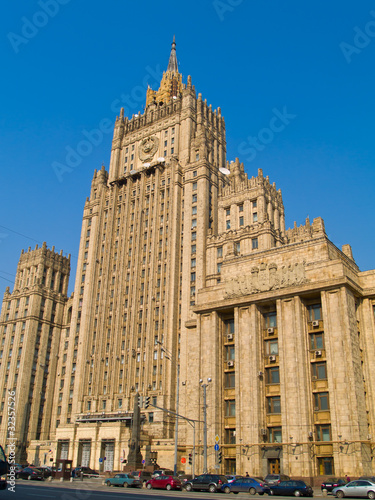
[[1, 480, 326, 500]]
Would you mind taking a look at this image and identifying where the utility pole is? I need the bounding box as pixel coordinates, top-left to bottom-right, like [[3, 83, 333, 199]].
[[201, 378, 211, 474]]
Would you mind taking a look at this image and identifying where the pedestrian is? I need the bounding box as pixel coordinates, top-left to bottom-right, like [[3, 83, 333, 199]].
[[245, 472, 250, 477], [71, 468, 76, 479], [345, 475, 350, 483]]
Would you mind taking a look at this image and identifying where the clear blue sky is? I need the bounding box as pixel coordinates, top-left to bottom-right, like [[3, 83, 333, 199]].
[[1, 1, 375, 297]]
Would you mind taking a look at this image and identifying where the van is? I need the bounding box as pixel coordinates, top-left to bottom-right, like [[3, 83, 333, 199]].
[[131, 470, 153, 485]]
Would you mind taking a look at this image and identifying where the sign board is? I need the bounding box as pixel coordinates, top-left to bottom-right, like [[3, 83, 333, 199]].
[[142, 459, 145, 464], [214, 444, 219, 451], [181, 457, 186, 464], [215, 435, 220, 443], [99, 458, 103, 463]]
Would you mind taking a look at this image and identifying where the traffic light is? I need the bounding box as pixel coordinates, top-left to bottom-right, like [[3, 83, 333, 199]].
[[218, 450, 222, 464], [189, 453, 192, 465], [145, 396, 150, 409], [137, 395, 142, 407]]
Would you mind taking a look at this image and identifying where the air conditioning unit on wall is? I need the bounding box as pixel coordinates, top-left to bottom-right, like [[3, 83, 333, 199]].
[[227, 360, 234, 367], [227, 334, 234, 341], [267, 327, 274, 334], [269, 355, 276, 362], [312, 320, 319, 327]]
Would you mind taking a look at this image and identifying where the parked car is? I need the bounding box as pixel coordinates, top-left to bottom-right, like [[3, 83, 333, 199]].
[[178, 474, 193, 484], [222, 477, 269, 495], [226, 475, 243, 483], [267, 480, 313, 497], [152, 469, 174, 478], [146, 475, 182, 490], [105, 473, 141, 488], [184, 474, 229, 492], [264, 474, 291, 486], [321, 479, 347, 492], [72, 466, 99, 478], [35, 467, 52, 478], [131, 470, 153, 485], [359, 477, 375, 484], [333, 480, 375, 498], [16, 467, 45, 481]]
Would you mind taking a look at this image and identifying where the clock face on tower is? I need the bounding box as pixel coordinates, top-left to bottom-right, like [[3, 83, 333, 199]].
[[138, 136, 159, 162]]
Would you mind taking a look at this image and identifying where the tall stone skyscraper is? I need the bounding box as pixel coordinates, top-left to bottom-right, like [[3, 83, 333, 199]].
[[1, 39, 375, 480]]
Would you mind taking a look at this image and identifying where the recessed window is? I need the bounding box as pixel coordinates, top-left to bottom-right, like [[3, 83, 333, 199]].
[[308, 304, 322, 321], [192, 194, 197, 203], [314, 392, 329, 411], [225, 400, 236, 417], [217, 247, 223, 258], [267, 396, 281, 414], [252, 238, 258, 249], [239, 216, 244, 226], [217, 263, 222, 274], [226, 208, 230, 216], [269, 427, 282, 443], [266, 367, 280, 385], [312, 362, 327, 380], [192, 206, 197, 215], [226, 220, 231, 230], [316, 424, 331, 441], [253, 213, 258, 222], [239, 204, 244, 212], [193, 170, 197, 177], [192, 182, 197, 190], [252, 200, 257, 208], [191, 244, 196, 253]]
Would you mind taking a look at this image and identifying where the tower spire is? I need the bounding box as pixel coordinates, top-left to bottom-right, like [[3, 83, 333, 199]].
[[167, 35, 178, 73]]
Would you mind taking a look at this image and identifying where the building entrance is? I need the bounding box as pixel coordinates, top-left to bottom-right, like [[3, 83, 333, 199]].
[[268, 458, 280, 474]]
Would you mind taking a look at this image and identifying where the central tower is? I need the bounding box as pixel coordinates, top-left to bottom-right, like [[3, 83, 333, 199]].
[[51, 38, 227, 471]]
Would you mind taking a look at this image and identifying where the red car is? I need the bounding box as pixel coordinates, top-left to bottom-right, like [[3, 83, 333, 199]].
[[146, 475, 182, 490]]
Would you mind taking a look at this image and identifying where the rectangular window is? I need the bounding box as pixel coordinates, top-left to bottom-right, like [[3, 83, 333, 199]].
[[266, 367, 280, 384], [316, 424, 331, 441], [225, 400, 236, 417], [191, 219, 197, 228], [191, 232, 196, 241], [191, 258, 196, 268], [318, 457, 334, 476], [264, 312, 277, 328], [224, 372, 235, 388], [312, 362, 327, 380], [267, 396, 281, 414], [192, 182, 197, 190], [265, 339, 279, 355], [192, 206, 197, 215], [269, 427, 282, 443], [224, 318, 234, 335], [252, 238, 258, 249], [239, 216, 244, 226], [225, 428, 236, 444], [226, 220, 231, 230], [192, 194, 197, 203], [252, 200, 257, 208], [191, 244, 196, 253], [308, 304, 322, 321], [217, 263, 222, 274], [225, 345, 235, 360], [217, 247, 223, 258], [226, 208, 230, 216], [314, 392, 329, 411], [310, 333, 324, 350], [253, 212, 258, 222]]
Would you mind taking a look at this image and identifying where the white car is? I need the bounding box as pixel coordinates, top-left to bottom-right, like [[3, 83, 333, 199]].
[[333, 480, 375, 498]]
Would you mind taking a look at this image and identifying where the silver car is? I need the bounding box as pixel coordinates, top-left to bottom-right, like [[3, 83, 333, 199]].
[[333, 480, 375, 498]]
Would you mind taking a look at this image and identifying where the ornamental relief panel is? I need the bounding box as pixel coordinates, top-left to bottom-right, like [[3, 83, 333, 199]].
[[224, 262, 308, 298], [138, 136, 159, 162]]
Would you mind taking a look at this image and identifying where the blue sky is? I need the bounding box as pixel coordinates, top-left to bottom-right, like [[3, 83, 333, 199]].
[[1, 0, 375, 297]]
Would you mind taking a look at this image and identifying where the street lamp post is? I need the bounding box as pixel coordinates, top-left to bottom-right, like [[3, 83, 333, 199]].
[[157, 341, 179, 476], [200, 377, 212, 474]]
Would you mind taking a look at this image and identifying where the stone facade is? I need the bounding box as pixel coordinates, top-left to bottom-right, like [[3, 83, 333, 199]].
[[1, 40, 375, 481]]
